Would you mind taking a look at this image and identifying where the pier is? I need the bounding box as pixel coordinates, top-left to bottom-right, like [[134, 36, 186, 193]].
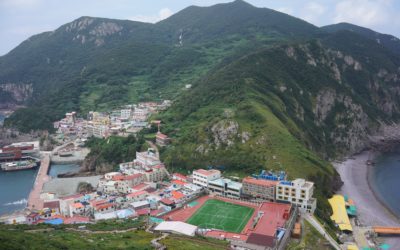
[[27, 153, 50, 210]]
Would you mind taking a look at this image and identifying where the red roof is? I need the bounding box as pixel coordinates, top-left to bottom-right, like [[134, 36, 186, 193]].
[[160, 198, 175, 205], [127, 190, 148, 198], [156, 132, 168, 139], [253, 202, 291, 236], [136, 208, 150, 216], [172, 173, 187, 180], [243, 177, 278, 187], [131, 183, 148, 190], [194, 169, 220, 176], [90, 199, 107, 207], [113, 173, 143, 181], [64, 216, 90, 224], [43, 200, 60, 210], [150, 209, 164, 216]]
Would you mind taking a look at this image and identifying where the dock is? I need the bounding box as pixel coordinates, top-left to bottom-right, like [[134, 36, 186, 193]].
[[27, 153, 50, 210]]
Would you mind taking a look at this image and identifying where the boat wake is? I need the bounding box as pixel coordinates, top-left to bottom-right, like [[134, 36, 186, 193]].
[[3, 198, 27, 206]]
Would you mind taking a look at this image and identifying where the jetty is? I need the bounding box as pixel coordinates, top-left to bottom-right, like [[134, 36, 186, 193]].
[[27, 153, 50, 210]]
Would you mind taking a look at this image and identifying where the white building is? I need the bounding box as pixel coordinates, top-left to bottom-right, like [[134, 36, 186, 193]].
[[155, 221, 197, 236], [86, 124, 109, 138], [276, 179, 316, 213], [132, 107, 149, 121], [208, 178, 242, 198], [192, 169, 221, 188], [133, 149, 161, 168], [120, 109, 132, 120]]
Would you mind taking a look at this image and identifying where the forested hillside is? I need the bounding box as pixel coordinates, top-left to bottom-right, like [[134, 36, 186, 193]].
[[2, 0, 400, 217]]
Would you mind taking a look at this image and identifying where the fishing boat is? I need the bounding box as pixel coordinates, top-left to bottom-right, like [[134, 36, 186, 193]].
[[1, 160, 37, 171]]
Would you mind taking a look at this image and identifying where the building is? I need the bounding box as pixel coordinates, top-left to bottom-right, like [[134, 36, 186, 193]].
[[120, 109, 132, 120], [244, 202, 292, 249], [134, 149, 161, 168], [242, 177, 278, 201], [65, 112, 77, 124], [155, 221, 197, 236], [208, 178, 242, 198], [132, 107, 149, 121], [156, 132, 170, 146], [192, 169, 221, 188], [112, 173, 146, 194], [276, 179, 316, 213], [86, 124, 109, 138]]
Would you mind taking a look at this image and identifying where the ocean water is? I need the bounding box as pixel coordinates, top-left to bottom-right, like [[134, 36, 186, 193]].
[[48, 164, 80, 178], [0, 163, 80, 215], [0, 113, 4, 125], [370, 148, 400, 218], [0, 168, 38, 215]]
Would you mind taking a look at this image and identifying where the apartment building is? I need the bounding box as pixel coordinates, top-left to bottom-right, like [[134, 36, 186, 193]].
[[242, 177, 277, 201], [276, 178, 316, 213], [192, 169, 221, 188]]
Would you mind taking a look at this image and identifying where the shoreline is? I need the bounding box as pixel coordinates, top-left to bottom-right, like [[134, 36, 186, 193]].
[[334, 150, 400, 247]]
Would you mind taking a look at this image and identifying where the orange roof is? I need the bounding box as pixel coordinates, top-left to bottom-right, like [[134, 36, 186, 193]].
[[72, 203, 84, 209], [172, 191, 185, 200], [243, 177, 278, 187], [172, 180, 186, 186], [96, 203, 115, 210]]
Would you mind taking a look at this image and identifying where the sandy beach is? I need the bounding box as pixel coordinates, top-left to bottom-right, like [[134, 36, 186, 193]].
[[334, 151, 400, 247]]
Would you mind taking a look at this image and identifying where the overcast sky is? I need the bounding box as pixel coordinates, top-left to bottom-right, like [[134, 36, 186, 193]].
[[1, 0, 399, 56]]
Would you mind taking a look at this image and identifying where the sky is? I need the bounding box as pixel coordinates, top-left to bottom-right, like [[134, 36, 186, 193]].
[[0, 0, 400, 56]]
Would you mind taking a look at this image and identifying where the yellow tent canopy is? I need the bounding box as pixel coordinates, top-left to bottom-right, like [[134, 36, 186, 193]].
[[329, 194, 353, 232]]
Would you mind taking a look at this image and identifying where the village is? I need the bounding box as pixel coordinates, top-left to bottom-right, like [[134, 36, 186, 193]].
[[0, 104, 387, 250]]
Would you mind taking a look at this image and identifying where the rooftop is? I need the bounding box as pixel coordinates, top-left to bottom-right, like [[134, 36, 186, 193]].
[[243, 177, 278, 187], [208, 178, 242, 190], [252, 202, 291, 237], [194, 169, 221, 177]]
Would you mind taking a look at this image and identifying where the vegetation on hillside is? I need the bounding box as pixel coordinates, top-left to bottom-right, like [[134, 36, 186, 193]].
[[82, 135, 146, 173]]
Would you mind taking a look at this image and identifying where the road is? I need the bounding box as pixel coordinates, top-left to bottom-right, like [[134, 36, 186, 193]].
[[303, 213, 342, 250], [27, 153, 51, 210]]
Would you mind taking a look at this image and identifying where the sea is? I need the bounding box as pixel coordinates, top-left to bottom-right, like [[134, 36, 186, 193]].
[[0, 163, 79, 215], [370, 146, 400, 218], [0, 113, 5, 125]]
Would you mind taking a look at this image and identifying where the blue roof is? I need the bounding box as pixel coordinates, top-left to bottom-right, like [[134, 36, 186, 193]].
[[44, 218, 63, 225]]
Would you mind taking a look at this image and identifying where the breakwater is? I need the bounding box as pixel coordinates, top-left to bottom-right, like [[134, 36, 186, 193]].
[[27, 153, 50, 210]]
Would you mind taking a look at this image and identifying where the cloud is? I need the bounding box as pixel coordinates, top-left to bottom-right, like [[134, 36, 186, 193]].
[[300, 2, 326, 24], [334, 0, 392, 26], [128, 8, 173, 23]]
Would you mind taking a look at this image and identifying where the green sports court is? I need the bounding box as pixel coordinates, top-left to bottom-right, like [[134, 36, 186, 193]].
[[186, 199, 254, 233]]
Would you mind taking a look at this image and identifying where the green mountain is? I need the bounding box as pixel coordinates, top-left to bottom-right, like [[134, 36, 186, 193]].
[[1, 0, 318, 131], [321, 22, 400, 55]]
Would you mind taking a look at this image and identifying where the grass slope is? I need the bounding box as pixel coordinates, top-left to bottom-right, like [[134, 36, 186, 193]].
[[186, 199, 254, 233]]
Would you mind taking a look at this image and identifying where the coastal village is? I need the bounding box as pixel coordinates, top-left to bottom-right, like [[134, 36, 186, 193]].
[[0, 102, 398, 250]]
